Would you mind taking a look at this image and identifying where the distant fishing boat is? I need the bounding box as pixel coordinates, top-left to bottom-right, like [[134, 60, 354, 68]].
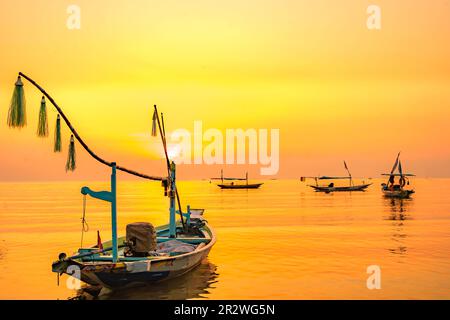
[[211, 170, 263, 189], [6, 73, 215, 289], [301, 161, 372, 193], [308, 182, 372, 193], [381, 153, 415, 199]]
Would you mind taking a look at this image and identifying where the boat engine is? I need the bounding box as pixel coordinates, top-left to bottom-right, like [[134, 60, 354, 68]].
[[125, 222, 157, 257]]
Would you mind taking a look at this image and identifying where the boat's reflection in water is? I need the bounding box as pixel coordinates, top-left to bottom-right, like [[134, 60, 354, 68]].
[[76, 260, 218, 300], [383, 198, 414, 256]]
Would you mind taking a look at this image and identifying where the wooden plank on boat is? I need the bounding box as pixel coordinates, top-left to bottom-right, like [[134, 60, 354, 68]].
[[156, 236, 210, 244]]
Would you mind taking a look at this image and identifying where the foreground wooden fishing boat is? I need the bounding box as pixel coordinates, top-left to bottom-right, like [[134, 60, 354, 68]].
[[53, 212, 216, 288], [212, 170, 264, 189], [381, 153, 415, 199], [5, 73, 216, 290]]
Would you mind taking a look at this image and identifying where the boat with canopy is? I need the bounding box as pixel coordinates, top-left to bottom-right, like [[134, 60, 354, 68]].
[[381, 152, 415, 198], [301, 161, 372, 193], [211, 170, 263, 189], [6, 72, 216, 289]]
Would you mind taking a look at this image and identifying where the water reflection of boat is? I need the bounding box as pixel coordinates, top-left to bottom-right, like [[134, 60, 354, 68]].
[[384, 198, 413, 256], [76, 260, 218, 300], [385, 198, 412, 221]]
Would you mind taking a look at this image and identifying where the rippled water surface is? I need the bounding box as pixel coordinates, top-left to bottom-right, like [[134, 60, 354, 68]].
[[0, 179, 449, 299]]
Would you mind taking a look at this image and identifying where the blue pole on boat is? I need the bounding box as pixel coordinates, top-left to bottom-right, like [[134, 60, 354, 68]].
[[80, 163, 118, 262], [169, 161, 176, 238], [111, 163, 118, 262]]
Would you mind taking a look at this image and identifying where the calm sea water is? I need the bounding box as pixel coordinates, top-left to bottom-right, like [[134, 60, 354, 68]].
[[0, 179, 449, 299]]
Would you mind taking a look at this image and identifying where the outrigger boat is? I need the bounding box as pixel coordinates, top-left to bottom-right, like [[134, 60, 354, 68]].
[[381, 153, 415, 199], [6, 73, 215, 289], [211, 170, 263, 189], [301, 161, 372, 193]]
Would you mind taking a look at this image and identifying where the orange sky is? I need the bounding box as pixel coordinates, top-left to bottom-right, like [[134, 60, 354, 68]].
[[1, 0, 450, 181]]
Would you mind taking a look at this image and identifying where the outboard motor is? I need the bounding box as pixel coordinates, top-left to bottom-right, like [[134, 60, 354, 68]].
[[125, 222, 157, 257]]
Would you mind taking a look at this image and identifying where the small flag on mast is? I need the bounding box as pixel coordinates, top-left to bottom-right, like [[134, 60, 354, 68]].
[[151, 109, 158, 137], [344, 160, 351, 176], [97, 230, 103, 250], [390, 152, 401, 174]]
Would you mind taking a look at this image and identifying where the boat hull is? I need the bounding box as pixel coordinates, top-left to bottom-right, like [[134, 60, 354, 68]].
[[82, 245, 213, 288], [382, 189, 414, 199], [309, 183, 372, 193], [217, 183, 263, 189]]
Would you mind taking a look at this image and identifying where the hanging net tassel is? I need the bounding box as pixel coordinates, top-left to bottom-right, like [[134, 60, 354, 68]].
[[151, 109, 158, 137], [37, 96, 48, 137], [66, 135, 76, 171], [54, 115, 62, 152], [7, 76, 26, 128]]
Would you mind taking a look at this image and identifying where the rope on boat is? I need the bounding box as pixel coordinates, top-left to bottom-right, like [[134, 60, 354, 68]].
[[18, 72, 164, 182], [80, 194, 89, 248], [17, 73, 189, 235]]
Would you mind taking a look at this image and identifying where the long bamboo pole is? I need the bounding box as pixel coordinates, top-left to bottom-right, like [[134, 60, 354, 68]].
[[344, 161, 353, 186], [19, 72, 163, 181], [153, 105, 186, 229]]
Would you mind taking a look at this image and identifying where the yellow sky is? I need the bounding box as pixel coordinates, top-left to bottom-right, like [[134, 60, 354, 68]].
[[1, 0, 450, 180]]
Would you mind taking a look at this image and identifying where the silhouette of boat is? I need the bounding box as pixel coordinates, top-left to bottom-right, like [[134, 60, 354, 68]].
[[302, 161, 372, 193], [212, 170, 263, 189], [381, 153, 415, 199]]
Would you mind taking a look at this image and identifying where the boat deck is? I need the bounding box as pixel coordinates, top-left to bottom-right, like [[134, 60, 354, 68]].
[[69, 220, 213, 263]]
